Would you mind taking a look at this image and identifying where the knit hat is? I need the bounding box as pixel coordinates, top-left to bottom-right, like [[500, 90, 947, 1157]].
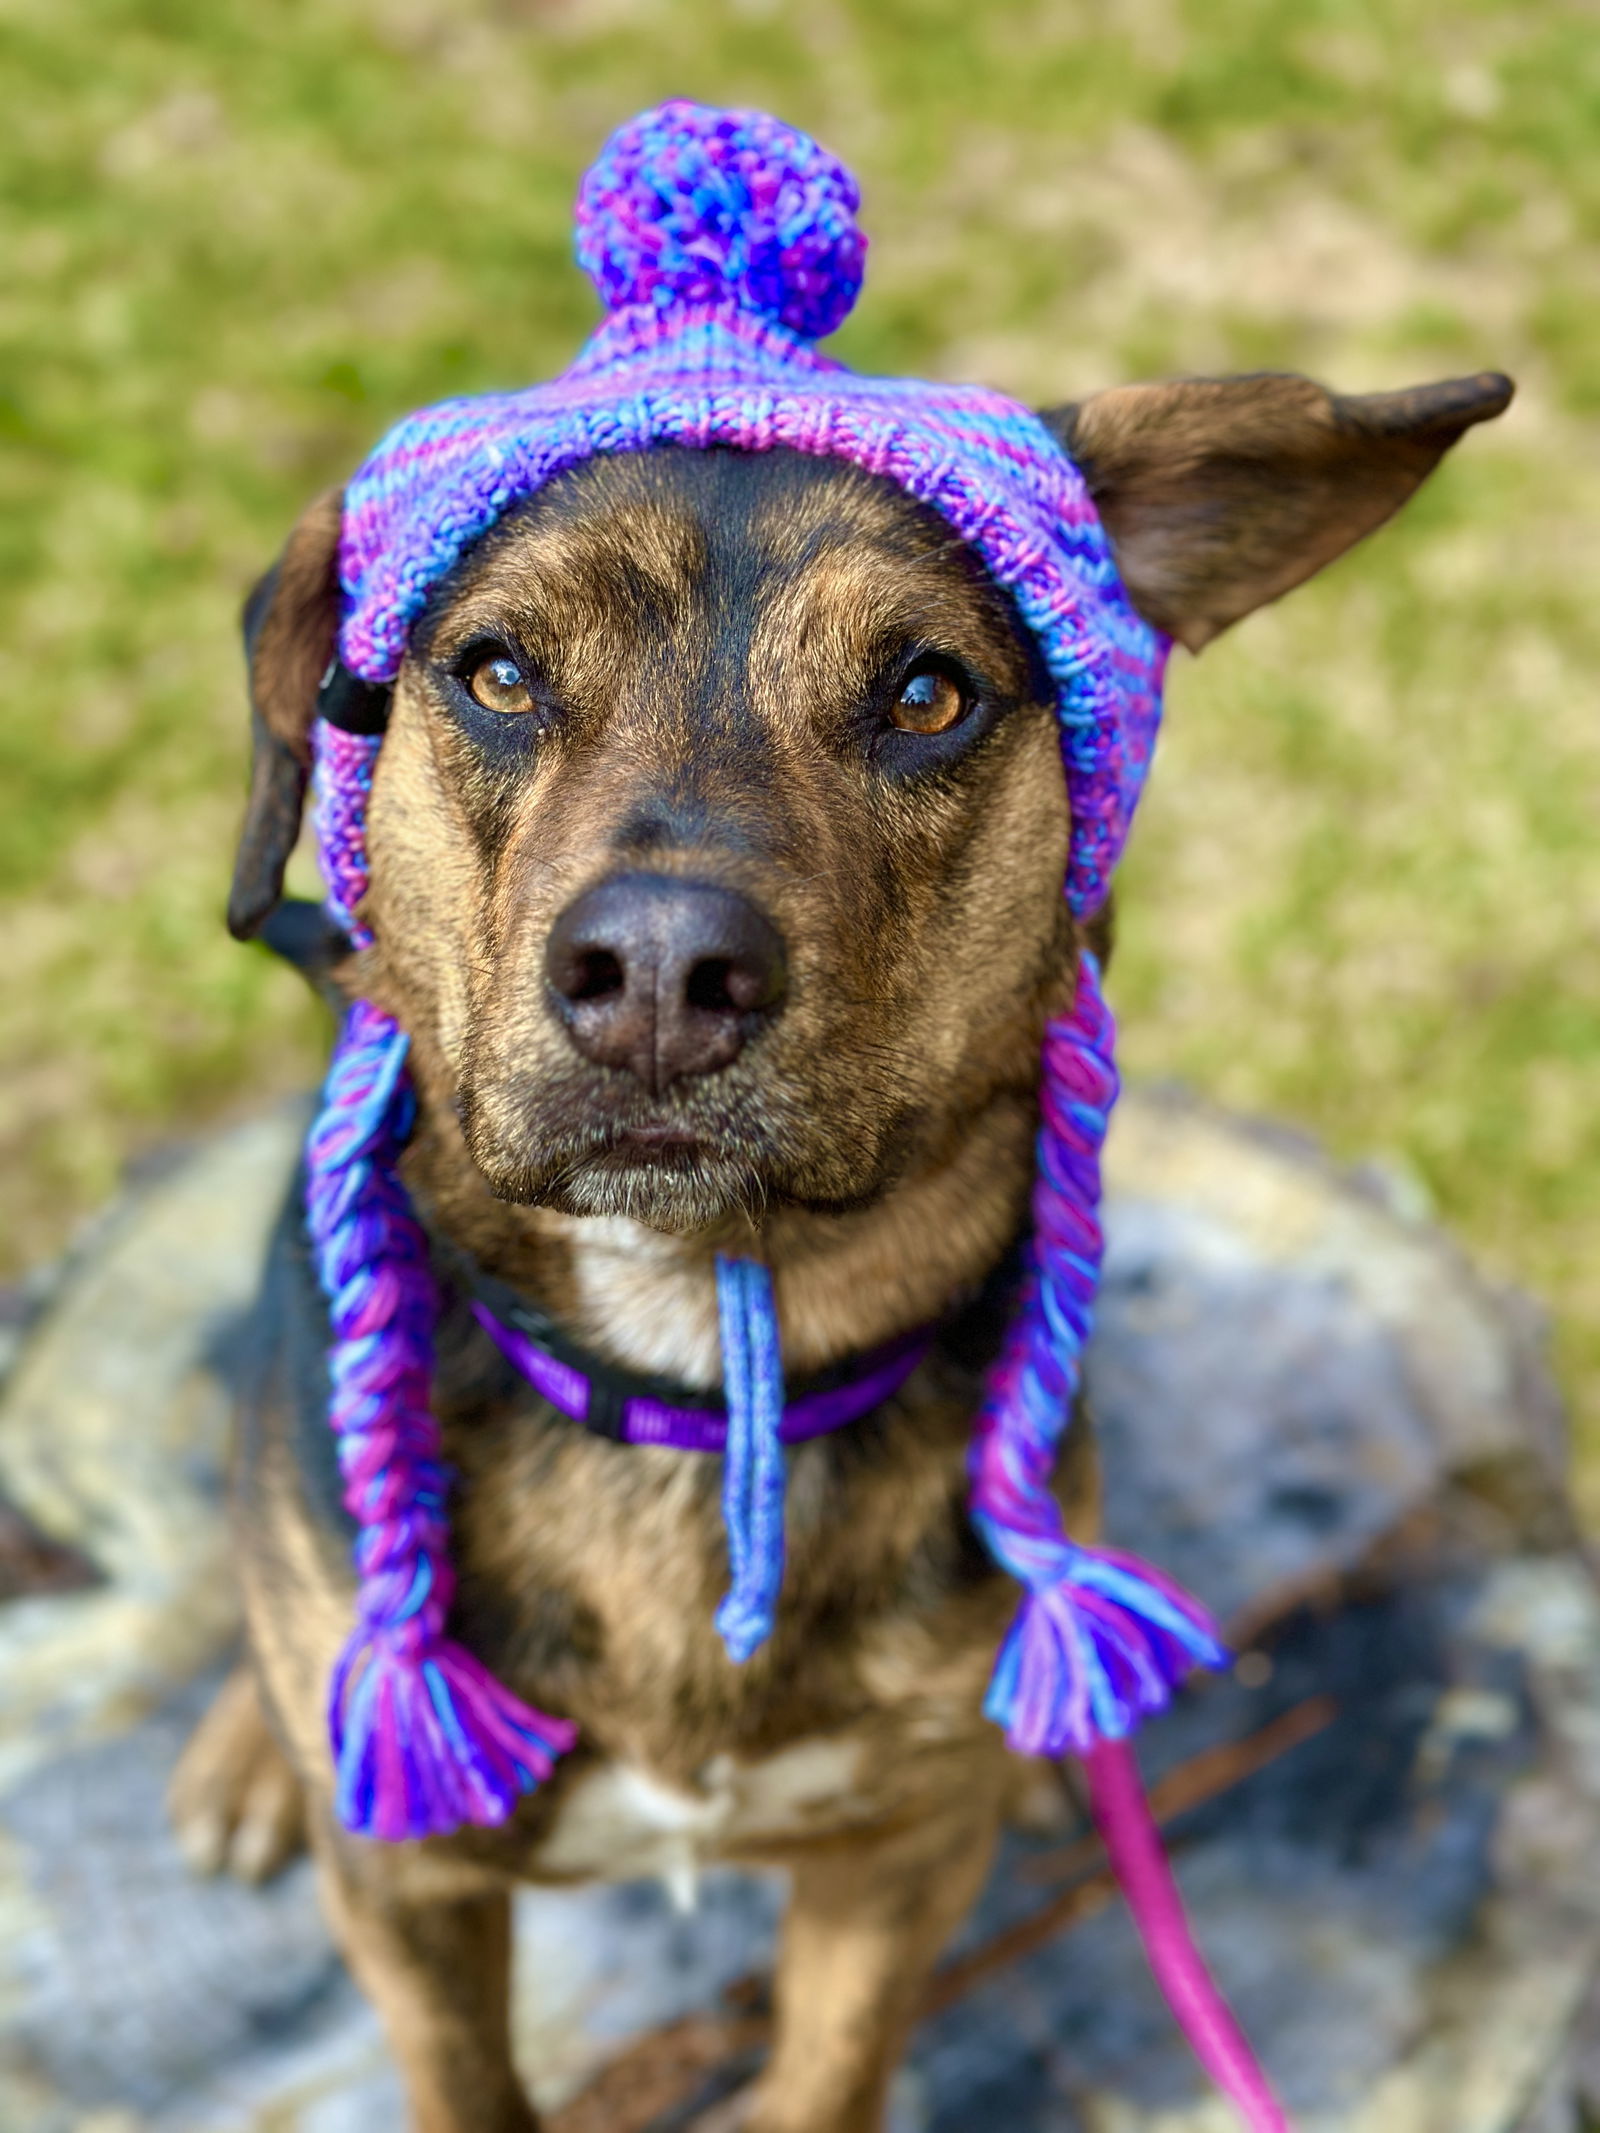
[[336, 101, 1165, 920], [299, 98, 1293, 2127]]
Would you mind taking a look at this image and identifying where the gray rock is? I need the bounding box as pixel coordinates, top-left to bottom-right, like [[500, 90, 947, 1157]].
[[0, 1092, 1595, 2131]]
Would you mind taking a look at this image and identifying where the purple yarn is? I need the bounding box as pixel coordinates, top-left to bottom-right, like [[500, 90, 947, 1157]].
[[312, 723, 381, 948], [575, 100, 865, 339], [969, 955, 1228, 1758], [305, 725, 577, 1840]]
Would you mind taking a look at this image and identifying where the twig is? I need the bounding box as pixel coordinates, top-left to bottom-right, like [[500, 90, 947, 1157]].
[[926, 1697, 1335, 2014], [548, 2014, 767, 2133], [1023, 1695, 1338, 1885]]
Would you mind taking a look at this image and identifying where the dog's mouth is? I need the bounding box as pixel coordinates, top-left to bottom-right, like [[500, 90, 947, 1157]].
[[605, 1123, 705, 1158], [458, 1080, 769, 1232], [458, 1063, 911, 1235], [523, 1129, 768, 1233], [567, 1124, 735, 1210]]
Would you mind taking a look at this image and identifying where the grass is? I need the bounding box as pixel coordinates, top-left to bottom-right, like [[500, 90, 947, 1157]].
[[2, 0, 1597, 1493]]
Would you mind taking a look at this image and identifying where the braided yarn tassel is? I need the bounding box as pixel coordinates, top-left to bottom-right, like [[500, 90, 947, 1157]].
[[713, 1255, 788, 1662], [969, 952, 1229, 1757], [307, 724, 576, 1839]]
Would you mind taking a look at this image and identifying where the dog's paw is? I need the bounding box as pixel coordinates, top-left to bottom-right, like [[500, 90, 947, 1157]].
[[168, 1663, 307, 1884]]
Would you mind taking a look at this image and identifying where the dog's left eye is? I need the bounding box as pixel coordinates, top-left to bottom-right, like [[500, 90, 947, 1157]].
[[466, 653, 535, 715], [891, 665, 968, 735]]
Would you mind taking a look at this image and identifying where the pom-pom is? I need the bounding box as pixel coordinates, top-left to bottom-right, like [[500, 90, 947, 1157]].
[[575, 99, 866, 339]]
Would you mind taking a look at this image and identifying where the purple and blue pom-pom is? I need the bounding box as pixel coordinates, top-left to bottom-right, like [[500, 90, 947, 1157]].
[[575, 99, 866, 340]]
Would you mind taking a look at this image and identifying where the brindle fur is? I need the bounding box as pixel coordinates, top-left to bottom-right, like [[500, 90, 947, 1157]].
[[173, 369, 1510, 2133]]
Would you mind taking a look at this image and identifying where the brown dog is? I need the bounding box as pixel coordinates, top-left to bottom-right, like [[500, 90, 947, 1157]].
[[171, 369, 1510, 2133]]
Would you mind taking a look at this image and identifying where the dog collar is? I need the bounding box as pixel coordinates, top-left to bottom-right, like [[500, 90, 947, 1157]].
[[461, 1240, 1028, 1453], [475, 1301, 929, 1451]]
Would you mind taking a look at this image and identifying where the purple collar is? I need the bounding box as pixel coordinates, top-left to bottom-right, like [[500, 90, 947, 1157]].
[[472, 1300, 932, 1453]]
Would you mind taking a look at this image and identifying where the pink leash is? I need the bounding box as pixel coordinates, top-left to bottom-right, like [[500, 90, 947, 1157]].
[[1083, 1738, 1291, 2131]]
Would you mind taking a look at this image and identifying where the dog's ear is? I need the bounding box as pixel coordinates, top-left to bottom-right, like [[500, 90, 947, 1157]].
[[1040, 371, 1513, 652], [227, 487, 344, 941]]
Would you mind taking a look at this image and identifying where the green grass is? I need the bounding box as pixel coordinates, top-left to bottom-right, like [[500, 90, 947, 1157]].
[[3, 0, 1598, 1492]]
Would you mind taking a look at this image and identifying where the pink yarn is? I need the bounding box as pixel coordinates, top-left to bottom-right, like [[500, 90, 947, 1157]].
[[1086, 1739, 1291, 2131]]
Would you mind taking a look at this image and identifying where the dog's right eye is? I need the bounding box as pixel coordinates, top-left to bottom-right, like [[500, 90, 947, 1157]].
[[892, 666, 967, 735], [465, 652, 536, 716]]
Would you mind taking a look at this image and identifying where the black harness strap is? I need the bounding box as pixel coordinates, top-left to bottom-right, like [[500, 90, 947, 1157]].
[[317, 660, 392, 735]]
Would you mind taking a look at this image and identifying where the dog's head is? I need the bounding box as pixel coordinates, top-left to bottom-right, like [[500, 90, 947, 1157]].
[[231, 371, 1508, 1236]]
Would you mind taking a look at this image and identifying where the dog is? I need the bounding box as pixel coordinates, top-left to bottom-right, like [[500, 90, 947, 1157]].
[[166, 358, 1509, 2133]]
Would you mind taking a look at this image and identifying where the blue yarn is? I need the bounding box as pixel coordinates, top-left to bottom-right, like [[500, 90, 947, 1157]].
[[714, 1255, 788, 1662]]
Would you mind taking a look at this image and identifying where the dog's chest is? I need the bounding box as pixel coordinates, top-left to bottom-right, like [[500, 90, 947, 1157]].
[[531, 1734, 867, 1905]]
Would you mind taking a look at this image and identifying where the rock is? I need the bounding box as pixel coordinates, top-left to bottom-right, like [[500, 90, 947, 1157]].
[[0, 1105, 309, 1802], [0, 1092, 1597, 2132]]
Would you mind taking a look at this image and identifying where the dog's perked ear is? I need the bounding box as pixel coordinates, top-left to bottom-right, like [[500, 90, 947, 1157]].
[[227, 487, 345, 942], [1041, 370, 1513, 652]]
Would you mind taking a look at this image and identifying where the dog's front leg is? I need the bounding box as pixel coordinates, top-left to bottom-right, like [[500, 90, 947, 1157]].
[[309, 1811, 536, 2133], [749, 1785, 1004, 2133]]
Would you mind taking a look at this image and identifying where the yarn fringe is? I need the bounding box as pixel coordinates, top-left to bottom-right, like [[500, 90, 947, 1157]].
[[979, 1539, 1229, 1759], [330, 1629, 578, 1843]]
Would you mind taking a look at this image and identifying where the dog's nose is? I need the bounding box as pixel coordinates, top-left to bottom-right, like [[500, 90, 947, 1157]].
[[545, 872, 787, 1092]]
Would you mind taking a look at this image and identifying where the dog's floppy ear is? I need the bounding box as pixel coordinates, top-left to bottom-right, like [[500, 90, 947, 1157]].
[[1041, 370, 1513, 652], [227, 487, 345, 941]]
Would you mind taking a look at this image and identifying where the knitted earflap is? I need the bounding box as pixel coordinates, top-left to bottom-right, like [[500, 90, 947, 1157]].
[[306, 726, 576, 1839], [307, 718, 1226, 1815], [969, 954, 1228, 1756]]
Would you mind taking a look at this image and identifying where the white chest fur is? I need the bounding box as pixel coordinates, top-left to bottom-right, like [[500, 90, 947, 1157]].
[[533, 1736, 866, 1910]]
